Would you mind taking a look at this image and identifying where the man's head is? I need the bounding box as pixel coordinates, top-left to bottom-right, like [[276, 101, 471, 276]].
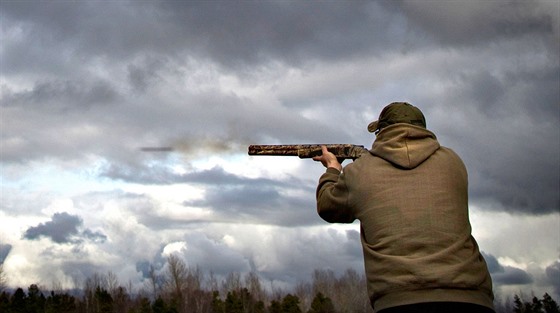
[[367, 102, 426, 134]]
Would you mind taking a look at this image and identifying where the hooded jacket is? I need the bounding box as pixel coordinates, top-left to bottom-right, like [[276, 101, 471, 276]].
[[316, 124, 494, 312]]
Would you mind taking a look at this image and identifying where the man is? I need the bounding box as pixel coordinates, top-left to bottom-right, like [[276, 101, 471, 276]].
[[313, 102, 495, 313]]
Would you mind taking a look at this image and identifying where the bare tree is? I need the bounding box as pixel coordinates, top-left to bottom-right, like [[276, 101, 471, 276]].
[[221, 271, 242, 295], [245, 271, 266, 303], [106, 271, 119, 298], [147, 264, 162, 301], [311, 268, 336, 297], [335, 268, 372, 313], [207, 270, 219, 292], [83, 272, 110, 313], [165, 254, 188, 313], [294, 281, 313, 312]]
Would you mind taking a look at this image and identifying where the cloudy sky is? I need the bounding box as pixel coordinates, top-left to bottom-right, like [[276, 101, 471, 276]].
[[1, 0, 559, 303]]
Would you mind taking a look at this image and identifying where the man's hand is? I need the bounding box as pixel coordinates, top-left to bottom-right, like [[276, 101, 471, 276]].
[[313, 145, 343, 172]]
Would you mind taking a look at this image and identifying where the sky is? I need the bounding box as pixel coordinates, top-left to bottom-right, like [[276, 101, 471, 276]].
[[1, 0, 559, 304]]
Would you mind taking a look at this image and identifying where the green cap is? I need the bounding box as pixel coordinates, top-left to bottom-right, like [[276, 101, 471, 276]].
[[368, 102, 426, 133]]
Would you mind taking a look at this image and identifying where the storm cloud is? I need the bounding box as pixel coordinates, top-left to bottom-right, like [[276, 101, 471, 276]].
[[23, 212, 106, 244], [1, 0, 558, 300]]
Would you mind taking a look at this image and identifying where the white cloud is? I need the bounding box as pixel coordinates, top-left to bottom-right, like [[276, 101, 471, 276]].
[[0, 0, 558, 301]]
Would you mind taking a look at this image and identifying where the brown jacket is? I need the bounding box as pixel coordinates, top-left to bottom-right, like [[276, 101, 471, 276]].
[[316, 124, 494, 311]]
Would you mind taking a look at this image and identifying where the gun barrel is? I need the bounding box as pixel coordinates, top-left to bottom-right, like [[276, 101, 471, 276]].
[[248, 145, 301, 156], [248, 144, 367, 159]]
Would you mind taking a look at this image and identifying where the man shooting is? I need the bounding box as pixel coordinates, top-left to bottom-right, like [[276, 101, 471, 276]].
[[312, 102, 495, 313]]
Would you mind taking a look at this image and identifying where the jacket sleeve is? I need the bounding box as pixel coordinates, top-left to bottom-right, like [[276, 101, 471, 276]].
[[316, 167, 356, 223]]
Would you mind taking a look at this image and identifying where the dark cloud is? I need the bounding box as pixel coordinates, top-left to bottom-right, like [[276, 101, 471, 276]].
[[493, 266, 534, 286], [82, 229, 108, 243], [186, 182, 318, 226], [23, 212, 82, 243], [0, 244, 12, 263], [389, 0, 558, 49], [2, 79, 119, 111], [545, 260, 560, 298], [101, 164, 287, 187], [344, 230, 362, 258], [154, 1, 407, 68], [93, 165, 319, 227], [135, 260, 151, 279], [483, 253, 533, 285], [112, 165, 321, 226], [426, 62, 560, 214], [23, 212, 106, 244], [0, 1, 402, 74]]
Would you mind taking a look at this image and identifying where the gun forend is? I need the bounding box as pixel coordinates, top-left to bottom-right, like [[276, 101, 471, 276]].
[[247, 144, 367, 160]]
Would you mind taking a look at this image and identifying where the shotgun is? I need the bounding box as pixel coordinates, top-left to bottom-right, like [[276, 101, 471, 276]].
[[247, 144, 367, 161]]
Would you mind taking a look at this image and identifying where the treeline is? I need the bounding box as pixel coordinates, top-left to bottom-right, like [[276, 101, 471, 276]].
[[0, 255, 558, 313], [512, 294, 560, 313], [0, 254, 372, 313]]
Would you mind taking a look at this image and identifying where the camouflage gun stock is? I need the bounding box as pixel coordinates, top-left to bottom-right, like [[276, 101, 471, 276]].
[[247, 144, 368, 161]]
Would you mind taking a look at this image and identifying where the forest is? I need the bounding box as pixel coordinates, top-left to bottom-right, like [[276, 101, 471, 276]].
[[0, 257, 558, 313]]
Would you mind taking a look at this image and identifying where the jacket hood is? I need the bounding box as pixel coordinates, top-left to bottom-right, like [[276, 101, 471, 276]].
[[370, 123, 440, 169]]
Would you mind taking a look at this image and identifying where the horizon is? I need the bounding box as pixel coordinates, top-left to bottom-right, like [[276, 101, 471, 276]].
[[1, 0, 559, 305]]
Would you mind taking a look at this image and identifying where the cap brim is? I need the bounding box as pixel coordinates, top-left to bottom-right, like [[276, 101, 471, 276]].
[[367, 121, 379, 133]]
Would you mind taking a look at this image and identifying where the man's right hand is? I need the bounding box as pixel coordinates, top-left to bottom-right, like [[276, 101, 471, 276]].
[[313, 145, 343, 172]]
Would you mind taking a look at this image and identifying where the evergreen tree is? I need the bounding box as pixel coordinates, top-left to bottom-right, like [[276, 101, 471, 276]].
[[254, 300, 266, 313], [211, 291, 224, 313], [532, 296, 544, 313], [45, 291, 76, 313], [137, 297, 152, 313], [543, 293, 560, 313], [268, 299, 282, 313], [10, 288, 26, 313], [514, 295, 526, 313], [94, 286, 114, 313], [0, 291, 10, 313], [224, 290, 243, 313], [152, 296, 167, 313], [26, 284, 45, 313], [281, 294, 302, 313], [308, 292, 335, 313]]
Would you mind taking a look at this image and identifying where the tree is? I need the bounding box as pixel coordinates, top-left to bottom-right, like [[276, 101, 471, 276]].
[[308, 292, 335, 313], [137, 296, 153, 313], [311, 270, 336, 297], [245, 271, 266, 304], [268, 299, 282, 313], [165, 254, 188, 313], [224, 290, 244, 313], [543, 293, 560, 313], [113, 286, 130, 313], [532, 296, 545, 313], [514, 295, 527, 313], [10, 287, 26, 313], [26, 284, 46, 313], [148, 264, 162, 301], [84, 272, 108, 313], [45, 291, 77, 313], [152, 296, 168, 313], [222, 272, 242, 296], [333, 268, 369, 313], [94, 286, 114, 313], [513, 294, 560, 313], [0, 291, 10, 313], [282, 294, 302, 313], [210, 290, 224, 313]]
